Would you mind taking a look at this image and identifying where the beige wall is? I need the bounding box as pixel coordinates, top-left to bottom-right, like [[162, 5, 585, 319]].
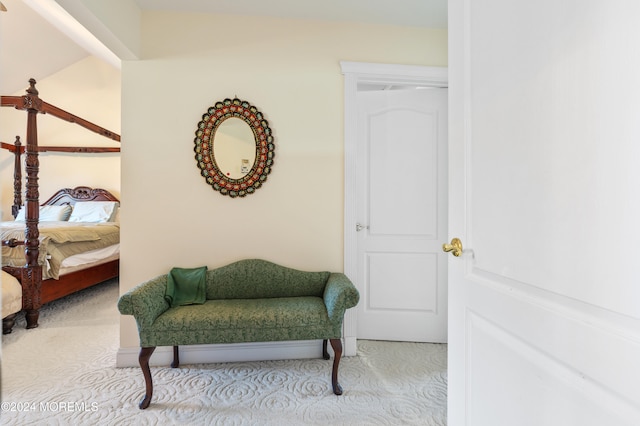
[[118, 12, 447, 347], [0, 56, 121, 220]]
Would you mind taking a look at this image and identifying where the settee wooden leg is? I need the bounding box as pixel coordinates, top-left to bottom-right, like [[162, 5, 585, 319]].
[[171, 345, 180, 368], [139, 346, 156, 409], [329, 338, 343, 395], [322, 339, 330, 360]]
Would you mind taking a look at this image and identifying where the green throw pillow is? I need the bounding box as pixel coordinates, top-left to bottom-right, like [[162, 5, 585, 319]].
[[164, 266, 207, 307]]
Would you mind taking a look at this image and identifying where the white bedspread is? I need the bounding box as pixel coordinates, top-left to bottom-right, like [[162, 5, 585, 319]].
[[1, 221, 119, 279]]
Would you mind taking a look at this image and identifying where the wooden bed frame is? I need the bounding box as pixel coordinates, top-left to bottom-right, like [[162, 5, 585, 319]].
[[1, 79, 121, 330]]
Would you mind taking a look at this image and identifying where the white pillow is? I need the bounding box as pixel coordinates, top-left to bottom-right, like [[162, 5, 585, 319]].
[[68, 201, 119, 223], [14, 204, 73, 222]]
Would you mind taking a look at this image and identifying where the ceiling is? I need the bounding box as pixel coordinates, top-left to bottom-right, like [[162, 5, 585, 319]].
[[0, 0, 89, 94], [133, 0, 448, 28], [0, 0, 447, 94]]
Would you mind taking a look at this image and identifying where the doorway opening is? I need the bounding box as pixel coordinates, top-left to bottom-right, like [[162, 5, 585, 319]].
[[341, 62, 448, 355]]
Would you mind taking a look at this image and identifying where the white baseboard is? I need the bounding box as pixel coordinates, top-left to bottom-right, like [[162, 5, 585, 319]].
[[344, 335, 357, 356], [116, 338, 357, 368]]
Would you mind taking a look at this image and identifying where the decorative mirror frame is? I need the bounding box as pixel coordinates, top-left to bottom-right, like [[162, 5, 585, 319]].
[[194, 98, 275, 197]]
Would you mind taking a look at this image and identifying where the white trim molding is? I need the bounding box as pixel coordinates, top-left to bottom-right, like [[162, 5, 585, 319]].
[[117, 340, 330, 367], [340, 61, 448, 87]]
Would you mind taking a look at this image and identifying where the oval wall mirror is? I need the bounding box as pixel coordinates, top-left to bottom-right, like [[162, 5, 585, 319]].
[[194, 98, 275, 197]]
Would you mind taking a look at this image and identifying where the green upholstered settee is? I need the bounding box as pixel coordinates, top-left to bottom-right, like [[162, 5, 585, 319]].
[[117, 258, 360, 409]]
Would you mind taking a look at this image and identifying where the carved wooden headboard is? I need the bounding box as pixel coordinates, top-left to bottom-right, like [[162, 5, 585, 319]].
[[41, 186, 120, 206]]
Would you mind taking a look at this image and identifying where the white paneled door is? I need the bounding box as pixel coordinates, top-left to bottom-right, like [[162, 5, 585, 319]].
[[448, 0, 640, 424], [355, 88, 448, 343]]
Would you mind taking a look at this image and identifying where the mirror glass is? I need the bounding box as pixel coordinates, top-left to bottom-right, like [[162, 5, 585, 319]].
[[213, 118, 256, 179]]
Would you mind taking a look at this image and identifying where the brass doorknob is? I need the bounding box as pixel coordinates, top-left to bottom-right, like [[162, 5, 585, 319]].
[[443, 238, 463, 257]]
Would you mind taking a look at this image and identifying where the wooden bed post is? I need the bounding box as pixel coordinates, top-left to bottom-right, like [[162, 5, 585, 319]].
[[21, 79, 43, 329], [2, 78, 122, 329], [12, 136, 22, 218]]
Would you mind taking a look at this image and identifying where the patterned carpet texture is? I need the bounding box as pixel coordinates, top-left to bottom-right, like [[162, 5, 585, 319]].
[[1, 279, 447, 425]]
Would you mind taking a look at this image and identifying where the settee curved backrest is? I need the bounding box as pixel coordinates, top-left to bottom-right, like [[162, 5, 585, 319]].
[[205, 259, 330, 300]]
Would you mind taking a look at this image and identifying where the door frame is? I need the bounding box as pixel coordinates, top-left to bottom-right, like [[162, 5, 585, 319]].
[[340, 62, 448, 355]]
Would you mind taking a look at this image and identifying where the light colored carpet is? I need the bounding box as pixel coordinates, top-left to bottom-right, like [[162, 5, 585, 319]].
[[1, 279, 447, 425]]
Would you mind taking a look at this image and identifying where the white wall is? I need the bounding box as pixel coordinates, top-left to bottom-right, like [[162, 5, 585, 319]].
[[0, 56, 121, 220], [118, 11, 447, 351]]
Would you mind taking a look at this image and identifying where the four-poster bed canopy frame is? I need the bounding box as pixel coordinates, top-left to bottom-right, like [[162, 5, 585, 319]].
[[1, 79, 121, 329]]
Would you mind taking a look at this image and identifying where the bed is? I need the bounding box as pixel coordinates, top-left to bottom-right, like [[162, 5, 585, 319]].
[[1, 79, 121, 331], [1, 187, 120, 327]]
